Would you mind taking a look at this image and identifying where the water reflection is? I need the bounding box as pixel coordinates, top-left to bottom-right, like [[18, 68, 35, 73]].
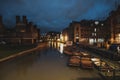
[[0, 52, 40, 80], [59, 43, 64, 53], [48, 41, 65, 54], [0, 42, 103, 80]]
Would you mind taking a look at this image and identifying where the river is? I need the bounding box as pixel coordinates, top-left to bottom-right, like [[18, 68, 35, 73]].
[[0, 42, 103, 80]]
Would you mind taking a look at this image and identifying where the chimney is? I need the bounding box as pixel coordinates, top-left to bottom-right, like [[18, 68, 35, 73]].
[[23, 16, 28, 24], [16, 16, 20, 24]]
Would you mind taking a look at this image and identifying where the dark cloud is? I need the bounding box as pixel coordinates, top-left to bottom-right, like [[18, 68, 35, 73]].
[[0, 0, 119, 33]]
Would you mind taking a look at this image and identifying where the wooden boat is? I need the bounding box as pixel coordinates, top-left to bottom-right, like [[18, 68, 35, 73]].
[[63, 50, 73, 55], [80, 57, 93, 69], [81, 52, 91, 58], [72, 52, 82, 56], [68, 56, 80, 67], [91, 58, 100, 62], [94, 61, 113, 71], [63, 46, 74, 55]]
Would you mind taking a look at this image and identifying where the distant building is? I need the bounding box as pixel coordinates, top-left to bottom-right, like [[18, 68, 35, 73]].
[[46, 31, 60, 41], [0, 16, 40, 44], [62, 20, 110, 46], [62, 21, 81, 43], [107, 5, 120, 44], [61, 5, 120, 46], [80, 20, 110, 45]]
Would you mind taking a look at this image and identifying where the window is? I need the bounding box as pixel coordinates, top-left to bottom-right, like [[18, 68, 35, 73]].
[[116, 33, 120, 43], [76, 27, 79, 31], [117, 16, 120, 24], [101, 23, 104, 26], [94, 28, 96, 32], [20, 29, 25, 32], [95, 21, 99, 25]]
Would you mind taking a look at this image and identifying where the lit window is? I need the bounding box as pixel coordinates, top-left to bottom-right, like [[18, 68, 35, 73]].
[[101, 24, 104, 26], [92, 33, 96, 36], [95, 21, 99, 25], [94, 33, 96, 36], [119, 34, 120, 37], [116, 33, 120, 43], [76, 36, 79, 39], [92, 33, 94, 36], [94, 28, 96, 32], [21, 29, 25, 32]]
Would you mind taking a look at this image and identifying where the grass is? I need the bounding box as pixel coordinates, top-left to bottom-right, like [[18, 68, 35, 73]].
[[0, 44, 36, 59]]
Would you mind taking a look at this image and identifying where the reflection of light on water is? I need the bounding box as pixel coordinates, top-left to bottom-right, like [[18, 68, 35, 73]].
[[48, 41, 64, 54], [48, 41, 54, 47], [48, 41, 51, 47], [59, 43, 64, 54], [57, 42, 60, 49], [54, 42, 56, 48]]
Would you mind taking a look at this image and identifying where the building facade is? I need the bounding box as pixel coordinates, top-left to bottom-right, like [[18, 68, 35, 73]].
[[108, 6, 120, 44], [62, 20, 110, 46], [62, 21, 81, 43], [46, 31, 60, 41], [62, 6, 120, 46], [0, 16, 40, 44], [80, 20, 110, 45]]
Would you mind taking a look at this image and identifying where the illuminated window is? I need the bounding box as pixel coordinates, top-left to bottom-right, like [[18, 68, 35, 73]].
[[98, 39, 104, 42], [92, 33, 96, 36], [65, 35, 68, 41], [94, 28, 96, 32], [101, 24, 104, 26], [94, 33, 96, 36], [119, 34, 120, 37], [21, 29, 25, 32], [76, 36, 79, 39], [116, 33, 120, 43], [95, 21, 99, 25], [92, 33, 94, 36]]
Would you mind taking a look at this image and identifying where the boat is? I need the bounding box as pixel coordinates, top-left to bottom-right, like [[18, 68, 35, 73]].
[[68, 56, 80, 67], [80, 57, 94, 69]]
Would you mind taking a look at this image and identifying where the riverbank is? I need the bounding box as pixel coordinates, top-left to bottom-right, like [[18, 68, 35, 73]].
[[0, 43, 47, 63], [0, 44, 36, 59], [0, 44, 103, 80]]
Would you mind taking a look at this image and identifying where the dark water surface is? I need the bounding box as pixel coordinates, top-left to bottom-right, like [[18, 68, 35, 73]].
[[0, 42, 103, 80]]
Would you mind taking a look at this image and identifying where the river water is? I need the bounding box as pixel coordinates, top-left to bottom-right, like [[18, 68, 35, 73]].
[[0, 42, 103, 80]]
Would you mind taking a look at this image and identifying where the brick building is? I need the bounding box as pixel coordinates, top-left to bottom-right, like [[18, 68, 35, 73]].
[[62, 5, 120, 46], [62, 21, 81, 43], [0, 16, 40, 44], [107, 5, 120, 44], [62, 20, 109, 46], [80, 20, 110, 45]]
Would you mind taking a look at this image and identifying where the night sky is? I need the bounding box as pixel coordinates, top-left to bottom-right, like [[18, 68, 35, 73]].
[[0, 0, 120, 33]]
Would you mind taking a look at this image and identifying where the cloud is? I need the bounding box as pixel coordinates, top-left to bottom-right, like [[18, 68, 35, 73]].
[[0, 0, 119, 33]]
